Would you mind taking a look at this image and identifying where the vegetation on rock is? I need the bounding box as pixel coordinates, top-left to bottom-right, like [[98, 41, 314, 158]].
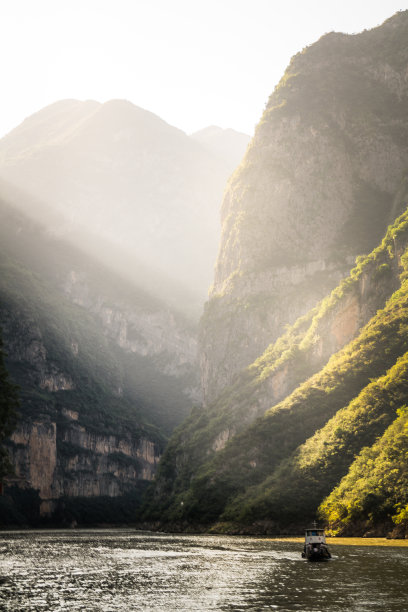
[[145, 204, 408, 532]]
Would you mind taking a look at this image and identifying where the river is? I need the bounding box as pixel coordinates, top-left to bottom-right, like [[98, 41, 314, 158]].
[[0, 530, 407, 611]]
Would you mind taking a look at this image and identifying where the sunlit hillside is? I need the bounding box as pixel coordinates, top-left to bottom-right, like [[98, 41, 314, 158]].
[[145, 11, 408, 537]]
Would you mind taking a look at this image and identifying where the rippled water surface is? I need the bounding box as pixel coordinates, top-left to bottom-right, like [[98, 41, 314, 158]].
[[1, 530, 408, 611]]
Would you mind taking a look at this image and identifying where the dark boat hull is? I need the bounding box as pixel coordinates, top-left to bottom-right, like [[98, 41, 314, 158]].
[[302, 550, 331, 561]]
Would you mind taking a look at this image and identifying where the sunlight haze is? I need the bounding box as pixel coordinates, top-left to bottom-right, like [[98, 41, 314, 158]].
[[1, 0, 406, 137]]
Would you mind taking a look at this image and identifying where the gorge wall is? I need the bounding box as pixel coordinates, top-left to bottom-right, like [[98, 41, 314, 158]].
[[0, 293, 164, 521], [145, 11, 408, 536], [6, 415, 161, 517], [147, 205, 408, 525], [62, 268, 198, 393], [200, 11, 408, 403], [0, 198, 197, 524]]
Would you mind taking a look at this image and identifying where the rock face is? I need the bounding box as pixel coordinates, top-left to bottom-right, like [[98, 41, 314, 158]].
[[0, 195, 200, 423], [0, 100, 249, 312], [200, 11, 408, 402], [0, 200, 194, 523], [63, 269, 198, 388], [6, 417, 160, 517], [1, 303, 164, 518], [144, 12, 408, 535], [147, 210, 406, 522]]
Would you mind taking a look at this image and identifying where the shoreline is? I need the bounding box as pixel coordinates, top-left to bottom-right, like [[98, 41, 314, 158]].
[[1, 526, 408, 546], [258, 536, 408, 546]]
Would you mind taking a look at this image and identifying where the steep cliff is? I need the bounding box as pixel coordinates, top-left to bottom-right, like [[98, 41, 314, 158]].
[[0, 197, 199, 427], [146, 206, 408, 527], [201, 10, 408, 402], [6, 416, 161, 518], [0, 195, 198, 525], [145, 12, 408, 536], [0, 258, 164, 522]]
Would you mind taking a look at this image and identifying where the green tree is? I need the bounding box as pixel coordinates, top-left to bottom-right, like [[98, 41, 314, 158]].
[[0, 329, 19, 479]]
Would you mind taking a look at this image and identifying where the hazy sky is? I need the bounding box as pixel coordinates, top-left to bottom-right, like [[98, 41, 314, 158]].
[[0, 0, 406, 138]]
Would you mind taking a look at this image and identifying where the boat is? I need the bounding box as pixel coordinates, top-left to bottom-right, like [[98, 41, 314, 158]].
[[301, 523, 331, 561]]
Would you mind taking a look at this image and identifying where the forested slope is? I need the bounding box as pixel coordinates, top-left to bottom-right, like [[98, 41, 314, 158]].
[[146, 204, 408, 536]]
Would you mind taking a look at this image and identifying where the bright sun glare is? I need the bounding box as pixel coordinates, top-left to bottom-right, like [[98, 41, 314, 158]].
[[0, 0, 406, 137]]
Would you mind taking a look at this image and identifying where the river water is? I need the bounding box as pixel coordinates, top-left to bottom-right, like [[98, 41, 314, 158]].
[[0, 530, 407, 611]]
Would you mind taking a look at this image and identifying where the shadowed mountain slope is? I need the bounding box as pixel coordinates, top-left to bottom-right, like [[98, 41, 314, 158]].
[[0, 191, 200, 525]]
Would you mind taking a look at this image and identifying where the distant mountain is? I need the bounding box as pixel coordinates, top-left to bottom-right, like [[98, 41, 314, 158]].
[[0, 100, 249, 314], [190, 126, 250, 174]]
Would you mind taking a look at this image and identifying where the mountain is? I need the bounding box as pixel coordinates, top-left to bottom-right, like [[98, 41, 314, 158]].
[[0, 193, 198, 526], [144, 11, 408, 537], [190, 126, 250, 174], [145, 204, 408, 531], [0, 100, 249, 315], [200, 10, 408, 402]]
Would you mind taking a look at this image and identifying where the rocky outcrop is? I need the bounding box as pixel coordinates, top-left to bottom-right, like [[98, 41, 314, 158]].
[[6, 416, 161, 516], [63, 269, 198, 387], [9, 421, 57, 504], [200, 11, 408, 403], [0, 311, 76, 392], [0, 226, 173, 522]]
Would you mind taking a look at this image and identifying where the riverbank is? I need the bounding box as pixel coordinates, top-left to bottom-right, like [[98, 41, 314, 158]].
[[1, 525, 408, 547], [265, 536, 408, 547]]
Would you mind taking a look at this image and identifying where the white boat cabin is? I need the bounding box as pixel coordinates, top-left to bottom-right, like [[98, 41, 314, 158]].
[[305, 528, 327, 546]]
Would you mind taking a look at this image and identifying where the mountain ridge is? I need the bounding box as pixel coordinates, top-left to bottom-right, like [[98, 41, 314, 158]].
[[200, 9, 408, 402], [0, 99, 250, 314]]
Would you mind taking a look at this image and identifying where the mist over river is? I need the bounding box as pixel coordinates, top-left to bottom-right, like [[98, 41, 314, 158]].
[[1, 530, 407, 611]]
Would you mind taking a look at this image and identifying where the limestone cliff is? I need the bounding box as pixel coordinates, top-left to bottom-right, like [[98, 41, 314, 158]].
[[201, 11, 408, 403], [6, 416, 161, 517], [0, 301, 164, 520], [145, 12, 408, 533], [0, 197, 199, 431], [63, 269, 198, 394], [0, 199, 195, 524]]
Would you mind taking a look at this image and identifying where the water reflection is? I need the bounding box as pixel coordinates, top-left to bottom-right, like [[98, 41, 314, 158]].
[[0, 530, 407, 611]]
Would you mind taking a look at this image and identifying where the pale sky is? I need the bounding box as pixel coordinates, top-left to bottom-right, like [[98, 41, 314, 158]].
[[0, 0, 406, 138]]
